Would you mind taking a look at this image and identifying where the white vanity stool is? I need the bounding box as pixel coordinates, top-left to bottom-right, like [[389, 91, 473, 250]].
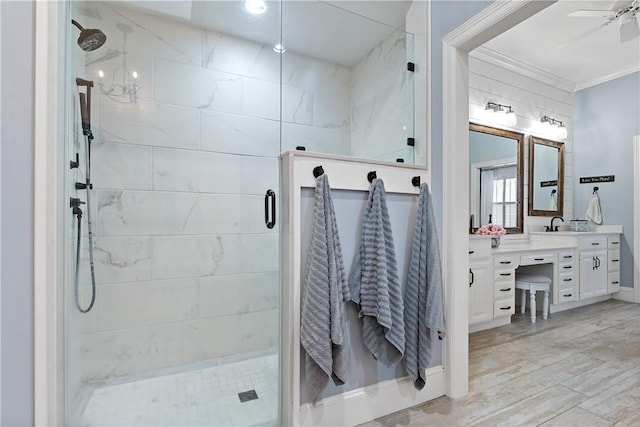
[[515, 273, 552, 323]]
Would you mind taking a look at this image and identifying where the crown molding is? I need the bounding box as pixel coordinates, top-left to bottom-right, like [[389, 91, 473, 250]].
[[471, 46, 575, 93], [574, 64, 640, 92]]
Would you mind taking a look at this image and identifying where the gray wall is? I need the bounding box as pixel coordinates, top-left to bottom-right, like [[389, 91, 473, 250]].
[[1, 1, 35, 425], [574, 71, 640, 288], [430, 0, 495, 234]]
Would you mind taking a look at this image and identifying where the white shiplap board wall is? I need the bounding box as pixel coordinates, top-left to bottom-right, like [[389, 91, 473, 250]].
[[469, 48, 574, 233]]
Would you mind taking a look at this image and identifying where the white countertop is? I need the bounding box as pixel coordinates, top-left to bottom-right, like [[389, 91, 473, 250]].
[[492, 240, 576, 254]]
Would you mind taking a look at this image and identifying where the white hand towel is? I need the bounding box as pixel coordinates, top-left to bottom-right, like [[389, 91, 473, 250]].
[[585, 193, 603, 225], [301, 173, 350, 403]]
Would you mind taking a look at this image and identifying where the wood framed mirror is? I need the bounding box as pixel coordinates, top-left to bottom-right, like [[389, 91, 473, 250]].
[[469, 123, 524, 234], [528, 136, 565, 217]]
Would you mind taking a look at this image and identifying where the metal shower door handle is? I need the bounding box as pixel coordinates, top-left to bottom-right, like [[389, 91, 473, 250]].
[[264, 189, 276, 229]]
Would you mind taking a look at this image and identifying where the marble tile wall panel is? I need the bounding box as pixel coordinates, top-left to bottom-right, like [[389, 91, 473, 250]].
[[202, 29, 280, 83], [97, 96, 200, 149], [152, 148, 278, 195], [80, 308, 278, 382], [281, 122, 347, 155], [200, 110, 280, 157], [92, 236, 153, 284], [92, 142, 152, 190], [198, 272, 279, 318], [96, 190, 268, 236]]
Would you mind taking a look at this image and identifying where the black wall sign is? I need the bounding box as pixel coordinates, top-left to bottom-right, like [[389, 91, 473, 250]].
[[540, 180, 558, 187], [579, 175, 615, 184]]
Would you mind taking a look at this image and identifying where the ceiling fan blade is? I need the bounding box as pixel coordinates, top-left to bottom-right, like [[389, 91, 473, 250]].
[[569, 10, 615, 18], [557, 21, 610, 48]]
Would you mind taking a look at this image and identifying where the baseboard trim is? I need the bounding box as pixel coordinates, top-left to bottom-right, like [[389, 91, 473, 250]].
[[469, 316, 511, 333], [550, 294, 612, 313], [613, 287, 636, 303]]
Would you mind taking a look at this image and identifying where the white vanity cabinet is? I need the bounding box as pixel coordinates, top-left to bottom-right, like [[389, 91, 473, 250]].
[[557, 250, 578, 304], [578, 236, 609, 300], [469, 238, 493, 325], [607, 235, 621, 293], [493, 256, 516, 318]]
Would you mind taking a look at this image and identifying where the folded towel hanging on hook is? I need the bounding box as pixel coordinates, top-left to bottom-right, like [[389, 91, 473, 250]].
[[585, 188, 602, 225]]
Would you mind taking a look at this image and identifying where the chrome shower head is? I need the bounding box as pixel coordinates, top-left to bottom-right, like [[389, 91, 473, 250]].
[[71, 19, 107, 51]]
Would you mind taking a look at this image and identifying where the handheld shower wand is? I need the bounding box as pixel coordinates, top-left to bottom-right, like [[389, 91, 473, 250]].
[[74, 78, 97, 313]]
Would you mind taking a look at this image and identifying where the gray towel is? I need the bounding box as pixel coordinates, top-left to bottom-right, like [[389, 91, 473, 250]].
[[349, 178, 405, 367], [300, 174, 350, 403], [403, 183, 445, 390]]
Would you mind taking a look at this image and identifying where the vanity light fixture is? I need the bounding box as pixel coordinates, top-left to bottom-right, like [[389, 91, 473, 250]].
[[484, 101, 517, 127], [540, 115, 568, 140], [245, 0, 267, 15]]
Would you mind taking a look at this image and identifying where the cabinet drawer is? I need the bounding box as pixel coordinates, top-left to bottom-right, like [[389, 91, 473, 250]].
[[494, 269, 515, 282], [608, 271, 621, 293], [558, 273, 576, 290], [494, 256, 517, 269], [469, 238, 491, 261], [559, 262, 575, 273], [494, 281, 515, 298], [520, 253, 555, 265], [558, 290, 577, 304], [608, 236, 621, 249], [494, 298, 515, 317], [608, 249, 620, 272], [558, 251, 575, 262], [579, 237, 607, 250]]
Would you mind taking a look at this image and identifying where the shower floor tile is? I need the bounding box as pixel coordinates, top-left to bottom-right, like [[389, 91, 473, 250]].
[[76, 353, 278, 426]]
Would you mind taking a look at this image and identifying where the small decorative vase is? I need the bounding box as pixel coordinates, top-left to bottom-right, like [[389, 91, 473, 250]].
[[491, 237, 501, 248]]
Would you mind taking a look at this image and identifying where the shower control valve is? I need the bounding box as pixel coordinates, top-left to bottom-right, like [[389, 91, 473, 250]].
[[75, 182, 93, 190], [69, 197, 86, 209]]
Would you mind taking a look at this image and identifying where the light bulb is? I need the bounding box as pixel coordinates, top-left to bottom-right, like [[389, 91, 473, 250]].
[[98, 70, 104, 79], [557, 125, 568, 140], [505, 110, 517, 127], [132, 71, 138, 79], [244, 0, 267, 15]]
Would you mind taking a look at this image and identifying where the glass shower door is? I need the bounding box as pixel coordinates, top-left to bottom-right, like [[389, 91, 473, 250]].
[[65, 1, 282, 425]]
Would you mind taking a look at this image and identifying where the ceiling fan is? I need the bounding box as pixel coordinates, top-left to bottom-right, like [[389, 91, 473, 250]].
[[558, 0, 640, 47]]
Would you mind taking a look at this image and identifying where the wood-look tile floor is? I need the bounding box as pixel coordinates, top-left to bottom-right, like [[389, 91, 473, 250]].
[[362, 299, 640, 427]]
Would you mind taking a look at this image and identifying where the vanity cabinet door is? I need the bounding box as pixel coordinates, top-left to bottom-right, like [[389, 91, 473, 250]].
[[469, 264, 493, 325], [579, 250, 608, 300]]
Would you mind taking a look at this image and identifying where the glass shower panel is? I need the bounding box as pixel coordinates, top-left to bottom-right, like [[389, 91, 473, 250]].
[[281, 1, 415, 164], [65, 1, 282, 426]]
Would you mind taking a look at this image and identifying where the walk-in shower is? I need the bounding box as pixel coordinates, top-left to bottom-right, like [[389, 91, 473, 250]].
[[65, 1, 415, 425]]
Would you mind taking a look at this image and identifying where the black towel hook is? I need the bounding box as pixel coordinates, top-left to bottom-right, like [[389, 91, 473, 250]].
[[313, 166, 324, 178], [412, 176, 421, 187], [551, 189, 556, 195], [593, 186, 599, 194], [367, 171, 377, 183]]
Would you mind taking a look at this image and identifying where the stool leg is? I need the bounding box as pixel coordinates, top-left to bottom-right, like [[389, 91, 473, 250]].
[[543, 290, 549, 320], [529, 290, 536, 323], [520, 289, 526, 314]]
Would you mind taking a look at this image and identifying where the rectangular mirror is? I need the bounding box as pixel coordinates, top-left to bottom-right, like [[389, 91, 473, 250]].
[[469, 123, 524, 234], [528, 136, 565, 217]]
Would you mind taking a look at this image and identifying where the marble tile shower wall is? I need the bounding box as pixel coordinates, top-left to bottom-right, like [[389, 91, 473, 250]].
[[351, 28, 413, 162], [76, 3, 351, 382]]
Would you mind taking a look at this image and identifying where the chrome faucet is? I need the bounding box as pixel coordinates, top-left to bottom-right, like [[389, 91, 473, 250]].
[[546, 216, 564, 232]]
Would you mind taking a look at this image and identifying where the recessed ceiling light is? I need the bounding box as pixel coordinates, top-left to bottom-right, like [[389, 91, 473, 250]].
[[244, 0, 267, 15], [273, 43, 286, 53]]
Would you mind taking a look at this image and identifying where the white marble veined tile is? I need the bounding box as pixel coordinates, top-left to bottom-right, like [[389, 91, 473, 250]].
[[281, 122, 347, 155], [239, 233, 279, 273], [200, 110, 280, 157], [92, 236, 152, 284], [151, 235, 241, 280], [198, 272, 279, 319], [154, 58, 242, 113], [242, 77, 280, 121], [92, 142, 152, 190], [202, 29, 280, 83], [97, 96, 200, 149], [239, 156, 279, 195], [152, 148, 242, 194], [282, 84, 314, 126], [88, 278, 200, 334], [96, 190, 267, 236]]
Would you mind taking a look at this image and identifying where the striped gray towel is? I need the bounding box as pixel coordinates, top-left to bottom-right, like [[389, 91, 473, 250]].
[[403, 183, 445, 390], [301, 174, 350, 403], [349, 178, 405, 367]]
